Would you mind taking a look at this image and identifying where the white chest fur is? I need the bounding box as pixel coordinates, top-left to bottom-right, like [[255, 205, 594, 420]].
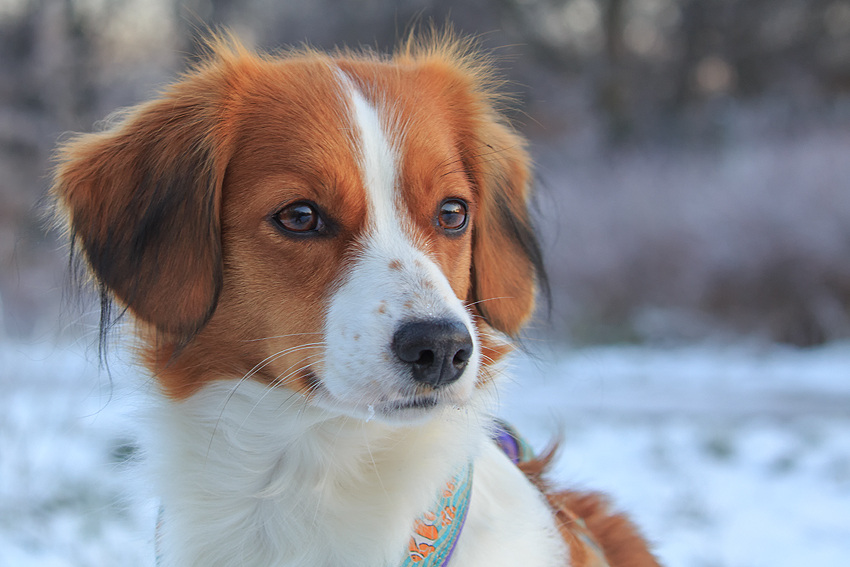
[[148, 379, 565, 567]]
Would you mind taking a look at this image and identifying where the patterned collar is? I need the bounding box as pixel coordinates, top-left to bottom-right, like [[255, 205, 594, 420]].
[[398, 420, 533, 566], [400, 462, 473, 566]]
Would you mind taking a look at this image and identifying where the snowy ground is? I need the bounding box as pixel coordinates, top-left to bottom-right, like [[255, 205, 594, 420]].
[[1, 340, 848, 567], [503, 344, 850, 567]]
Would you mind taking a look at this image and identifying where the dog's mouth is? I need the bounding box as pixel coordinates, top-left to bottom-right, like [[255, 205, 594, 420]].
[[382, 396, 440, 413], [304, 373, 449, 422], [373, 395, 444, 423]]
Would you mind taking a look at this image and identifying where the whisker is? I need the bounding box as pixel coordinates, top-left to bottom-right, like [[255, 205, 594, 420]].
[[479, 354, 498, 365], [239, 332, 324, 343], [465, 296, 515, 308], [241, 342, 327, 383], [236, 355, 324, 434], [270, 353, 324, 386], [205, 343, 326, 461]]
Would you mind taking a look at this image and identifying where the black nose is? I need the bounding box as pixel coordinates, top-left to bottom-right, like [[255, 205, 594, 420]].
[[392, 319, 473, 388]]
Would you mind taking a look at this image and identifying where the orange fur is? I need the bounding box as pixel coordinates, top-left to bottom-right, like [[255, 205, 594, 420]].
[[519, 451, 662, 567]]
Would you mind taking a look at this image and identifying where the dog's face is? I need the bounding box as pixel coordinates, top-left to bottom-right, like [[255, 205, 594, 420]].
[[53, 36, 543, 424]]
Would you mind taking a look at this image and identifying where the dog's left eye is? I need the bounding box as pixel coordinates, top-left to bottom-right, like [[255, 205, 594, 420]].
[[273, 201, 324, 234], [437, 199, 468, 233]]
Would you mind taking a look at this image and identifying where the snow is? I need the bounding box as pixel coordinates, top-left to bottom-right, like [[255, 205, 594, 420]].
[[0, 344, 155, 567], [1, 340, 848, 567]]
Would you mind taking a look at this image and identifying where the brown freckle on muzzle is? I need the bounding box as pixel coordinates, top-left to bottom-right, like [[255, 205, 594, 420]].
[[376, 302, 388, 315], [388, 260, 402, 271]]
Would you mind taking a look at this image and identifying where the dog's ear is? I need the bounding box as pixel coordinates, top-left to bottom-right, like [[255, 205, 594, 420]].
[[464, 120, 545, 337], [52, 76, 232, 341]]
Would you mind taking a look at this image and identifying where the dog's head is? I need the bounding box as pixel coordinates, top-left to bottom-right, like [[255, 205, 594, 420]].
[[52, 33, 544, 423]]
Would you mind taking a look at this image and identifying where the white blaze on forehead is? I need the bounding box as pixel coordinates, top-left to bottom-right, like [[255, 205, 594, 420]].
[[322, 69, 480, 422], [334, 71, 402, 235]]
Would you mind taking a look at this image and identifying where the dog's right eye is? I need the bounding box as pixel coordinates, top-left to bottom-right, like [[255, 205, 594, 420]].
[[272, 201, 325, 235], [437, 199, 468, 234]]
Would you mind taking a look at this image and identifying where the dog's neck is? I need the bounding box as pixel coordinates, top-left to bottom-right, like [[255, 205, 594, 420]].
[[149, 379, 491, 567]]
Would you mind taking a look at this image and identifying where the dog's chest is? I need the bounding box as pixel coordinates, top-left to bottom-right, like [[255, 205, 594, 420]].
[[149, 380, 564, 567]]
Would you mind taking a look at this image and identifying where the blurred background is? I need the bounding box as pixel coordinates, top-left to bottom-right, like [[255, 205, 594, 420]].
[[1, 1, 849, 566], [3, 0, 850, 345]]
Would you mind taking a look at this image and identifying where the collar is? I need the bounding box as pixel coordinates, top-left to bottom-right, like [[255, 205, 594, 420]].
[[492, 419, 536, 465], [400, 462, 473, 566], [397, 420, 530, 566]]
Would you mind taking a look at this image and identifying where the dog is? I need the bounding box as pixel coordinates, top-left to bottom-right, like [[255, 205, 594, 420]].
[[52, 30, 660, 567]]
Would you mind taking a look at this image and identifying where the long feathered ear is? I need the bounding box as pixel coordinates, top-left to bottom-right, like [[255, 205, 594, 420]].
[[465, 119, 546, 337], [51, 66, 233, 342]]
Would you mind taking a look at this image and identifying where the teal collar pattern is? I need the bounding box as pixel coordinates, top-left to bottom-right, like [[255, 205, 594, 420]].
[[400, 462, 473, 565], [399, 420, 535, 566]]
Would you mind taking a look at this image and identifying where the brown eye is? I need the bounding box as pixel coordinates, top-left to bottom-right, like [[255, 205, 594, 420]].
[[438, 199, 468, 232], [274, 202, 323, 234]]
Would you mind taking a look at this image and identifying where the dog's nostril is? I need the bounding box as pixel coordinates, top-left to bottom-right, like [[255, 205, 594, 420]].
[[452, 348, 471, 367], [392, 319, 473, 388], [414, 349, 435, 367]]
